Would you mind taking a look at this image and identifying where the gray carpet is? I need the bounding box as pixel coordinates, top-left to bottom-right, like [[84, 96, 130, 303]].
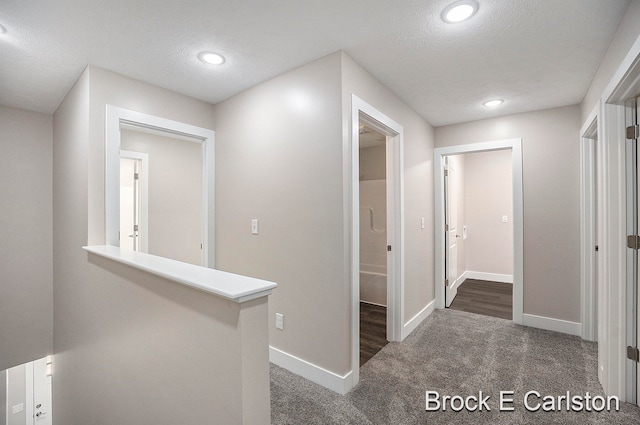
[[271, 309, 640, 424]]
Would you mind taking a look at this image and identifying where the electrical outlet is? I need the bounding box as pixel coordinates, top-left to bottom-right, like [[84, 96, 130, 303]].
[[502, 215, 508, 223], [275, 313, 284, 330]]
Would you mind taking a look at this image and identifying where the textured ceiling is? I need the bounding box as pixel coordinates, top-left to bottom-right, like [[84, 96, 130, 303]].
[[0, 0, 630, 126]]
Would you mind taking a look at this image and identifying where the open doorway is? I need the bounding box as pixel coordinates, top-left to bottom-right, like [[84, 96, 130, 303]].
[[434, 139, 524, 325], [358, 123, 389, 365], [443, 151, 514, 320], [350, 95, 404, 389]]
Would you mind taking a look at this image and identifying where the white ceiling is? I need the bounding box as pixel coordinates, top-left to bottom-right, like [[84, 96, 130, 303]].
[[0, 0, 630, 126]]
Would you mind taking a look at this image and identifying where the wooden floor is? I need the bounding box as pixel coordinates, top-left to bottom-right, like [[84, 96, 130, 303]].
[[448, 279, 513, 320], [360, 302, 388, 366]]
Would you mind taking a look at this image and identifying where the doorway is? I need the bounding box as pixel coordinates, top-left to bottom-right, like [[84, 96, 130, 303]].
[[580, 113, 599, 343], [358, 123, 389, 365], [434, 139, 524, 324], [443, 151, 514, 319], [350, 95, 404, 389]]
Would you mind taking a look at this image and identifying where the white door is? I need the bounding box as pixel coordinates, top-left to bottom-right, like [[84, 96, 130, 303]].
[[633, 97, 640, 405], [120, 157, 139, 251], [32, 359, 51, 425], [445, 158, 459, 307], [627, 96, 639, 405]]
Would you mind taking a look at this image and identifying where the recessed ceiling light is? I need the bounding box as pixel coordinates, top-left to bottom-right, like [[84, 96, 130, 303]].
[[198, 52, 225, 65], [441, 0, 479, 23], [483, 99, 504, 108]]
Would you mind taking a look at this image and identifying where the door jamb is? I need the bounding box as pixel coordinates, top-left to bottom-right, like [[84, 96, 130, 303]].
[[350, 94, 404, 390], [580, 105, 599, 342], [434, 139, 524, 325]]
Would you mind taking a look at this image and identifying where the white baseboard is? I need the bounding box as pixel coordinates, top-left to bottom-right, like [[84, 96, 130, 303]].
[[269, 346, 352, 394], [401, 299, 435, 340], [451, 271, 467, 291], [522, 313, 582, 337], [466, 271, 513, 284]]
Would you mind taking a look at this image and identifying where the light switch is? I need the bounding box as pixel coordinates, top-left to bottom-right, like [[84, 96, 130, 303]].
[[251, 219, 259, 235], [420, 217, 425, 229]]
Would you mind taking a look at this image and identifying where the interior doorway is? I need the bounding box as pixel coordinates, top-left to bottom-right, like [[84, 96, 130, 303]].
[[580, 112, 599, 343], [358, 123, 389, 365], [434, 139, 524, 324], [443, 151, 514, 319], [350, 95, 404, 389]]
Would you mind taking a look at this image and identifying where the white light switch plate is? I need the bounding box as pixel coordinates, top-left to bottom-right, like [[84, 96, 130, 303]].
[[251, 219, 259, 235]]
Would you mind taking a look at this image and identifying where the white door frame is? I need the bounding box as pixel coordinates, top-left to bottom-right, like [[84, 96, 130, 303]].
[[434, 139, 524, 325], [580, 105, 599, 342], [350, 94, 404, 389], [595, 32, 640, 402], [105, 105, 215, 267]]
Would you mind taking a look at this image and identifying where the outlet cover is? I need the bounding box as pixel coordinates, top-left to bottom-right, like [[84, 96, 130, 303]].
[[275, 313, 284, 330]]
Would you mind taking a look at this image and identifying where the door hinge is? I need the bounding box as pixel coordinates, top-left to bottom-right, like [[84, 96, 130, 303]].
[[133, 224, 139, 232], [595, 245, 599, 252], [445, 224, 449, 232], [627, 124, 639, 140], [444, 169, 449, 177], [445, 279, 449, 287], [387, 245, 392, 252], [134, 172, 139, 180], [627, 235, 640, 250], [627, 346, 640, 362]]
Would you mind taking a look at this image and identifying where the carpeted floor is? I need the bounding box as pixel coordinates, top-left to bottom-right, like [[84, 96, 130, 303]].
[[271, 309, 640, 424]]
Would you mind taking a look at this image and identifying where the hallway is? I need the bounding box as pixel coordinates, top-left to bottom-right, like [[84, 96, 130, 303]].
[[271, 309, 640, 424]]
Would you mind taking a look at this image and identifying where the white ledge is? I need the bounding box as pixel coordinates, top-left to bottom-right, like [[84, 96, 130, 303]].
[[83, 245, 276, 303]]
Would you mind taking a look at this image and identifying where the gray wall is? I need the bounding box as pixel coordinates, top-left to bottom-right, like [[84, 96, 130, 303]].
[[359, 145, 386, 181], [435, 105, 581, 322], [214, 52, 348, 373], [581, 0, 640, 122], [0, 106, 53, 372], [341, 52, 436, 326], [53, 66, 270, 425], [463, 150, 513, 276]]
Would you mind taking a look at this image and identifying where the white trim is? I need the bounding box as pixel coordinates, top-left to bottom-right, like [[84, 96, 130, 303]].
[[83, 245, 276, 303], [580, 102, 600, 342], [450, 270, 468, 289], [465, 271, 513, 284], [350, 95, 405, 390], [434, 139, 524, 325], [105, 105, 216, 267], [269, 346, 353, 395], [522, 313, 582, 337], [401, 300, 435, 339], [25, 362, 34, 425]]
